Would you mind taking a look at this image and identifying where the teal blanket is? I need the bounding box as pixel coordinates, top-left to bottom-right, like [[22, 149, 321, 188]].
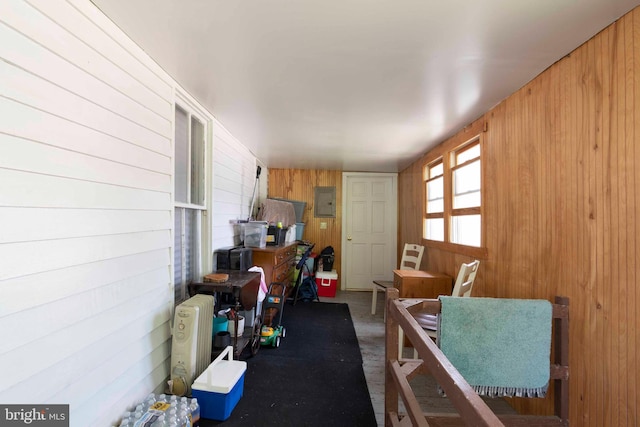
[[437, 296, 552, 398]]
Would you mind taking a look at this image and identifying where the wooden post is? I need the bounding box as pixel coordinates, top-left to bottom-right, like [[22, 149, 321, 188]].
[[554, 296, 570, 425], [384, 287, 400, 426]]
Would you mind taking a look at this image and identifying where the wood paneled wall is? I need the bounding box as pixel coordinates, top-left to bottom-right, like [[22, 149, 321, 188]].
[[267, 169, 343, 277], [399, 9, 639, 425]]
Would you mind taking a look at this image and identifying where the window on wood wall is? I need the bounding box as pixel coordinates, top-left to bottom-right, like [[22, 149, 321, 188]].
[[424, 159, 444, 241], [424, 136, 484, 255], [174, 103, 207, 304]]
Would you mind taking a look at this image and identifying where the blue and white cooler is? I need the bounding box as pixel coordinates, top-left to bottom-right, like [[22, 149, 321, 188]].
[[191, 346, 247, 421]]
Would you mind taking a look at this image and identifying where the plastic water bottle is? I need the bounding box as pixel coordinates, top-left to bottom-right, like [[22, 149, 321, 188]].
[[177, 404, 190, 427], [189, 398, 200, 427], [150, 414, 165, 427], [118, 411, 133, 427], [166, 408, 177, 419], [145, 393, 157, 408], [142, 399, 151, 412], [133, 408, 144, 423]]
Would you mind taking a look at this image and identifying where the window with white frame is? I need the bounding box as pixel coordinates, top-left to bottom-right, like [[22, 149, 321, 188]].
[[424, 137, 482, 248], [174, 103, 207, 304]]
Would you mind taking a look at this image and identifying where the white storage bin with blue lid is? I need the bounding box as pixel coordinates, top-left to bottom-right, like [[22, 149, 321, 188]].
[[191, 346, 247, 421]]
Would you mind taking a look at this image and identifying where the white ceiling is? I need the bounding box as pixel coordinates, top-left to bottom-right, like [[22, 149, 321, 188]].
[[92, 0, 639, 172]]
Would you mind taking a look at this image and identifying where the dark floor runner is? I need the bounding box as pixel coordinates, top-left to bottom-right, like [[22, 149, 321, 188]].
[[202, 301, 376, 426], [256, 300, 363, 364]]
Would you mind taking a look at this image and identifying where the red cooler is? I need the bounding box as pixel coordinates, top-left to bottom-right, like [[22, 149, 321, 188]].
[[315, 270, 338, 297]]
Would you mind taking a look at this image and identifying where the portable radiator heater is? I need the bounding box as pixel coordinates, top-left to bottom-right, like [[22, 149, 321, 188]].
[[170, 294, 214, 396]]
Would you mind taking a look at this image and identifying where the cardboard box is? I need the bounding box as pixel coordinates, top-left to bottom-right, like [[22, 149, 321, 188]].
[[315, 270, 338, 297], [191, 346, 246, 421]]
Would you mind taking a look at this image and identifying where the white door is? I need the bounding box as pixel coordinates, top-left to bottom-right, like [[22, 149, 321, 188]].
[[342, 173, 398, 291]]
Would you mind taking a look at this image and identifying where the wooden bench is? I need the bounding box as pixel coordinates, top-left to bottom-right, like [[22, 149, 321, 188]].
[[384, 288, 569, 426]]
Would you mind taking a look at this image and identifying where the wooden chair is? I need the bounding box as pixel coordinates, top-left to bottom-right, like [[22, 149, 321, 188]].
[[385, 288, 570, 427], [414, 259, 480, 339], [371, 243, 424, 317], [398, 243, 425, 270], [400, 260, 480, 358]]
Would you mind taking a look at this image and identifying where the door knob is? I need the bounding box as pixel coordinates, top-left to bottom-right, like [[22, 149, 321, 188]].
[[347, 236, 352, 241]]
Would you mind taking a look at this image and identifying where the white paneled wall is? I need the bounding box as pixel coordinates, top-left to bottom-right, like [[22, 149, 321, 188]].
[[211, 120, 268, 251], [0, 0, 263, 425]]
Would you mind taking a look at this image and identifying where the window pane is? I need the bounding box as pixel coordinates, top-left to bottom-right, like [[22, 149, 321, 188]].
[[451, 214, 481, 247], [174, 207, 198, 304], [174, 106, 189, 203], [456, 143, 480, 164], [174, 208, 183, 303], [174, 208, 184, 303], [453, 159, 481, 209], [427, 176, 444, 213], [190, 116, 205, 206], [429, 162, 443, 178], [184, 208, 194, 286], [424, 218, 444, 241]]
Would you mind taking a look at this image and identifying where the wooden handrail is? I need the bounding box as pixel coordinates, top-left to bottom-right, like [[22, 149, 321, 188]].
[[384, 288, 570, 427]]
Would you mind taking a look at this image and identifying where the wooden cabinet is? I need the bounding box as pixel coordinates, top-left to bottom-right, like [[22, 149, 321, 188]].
[[393, 269, 452, 299], [251, 242, 298, 293]]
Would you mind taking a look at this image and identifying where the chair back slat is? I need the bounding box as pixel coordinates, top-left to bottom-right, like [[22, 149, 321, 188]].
[[451, 260, 480, 297], [399, 243, 425, 270]]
